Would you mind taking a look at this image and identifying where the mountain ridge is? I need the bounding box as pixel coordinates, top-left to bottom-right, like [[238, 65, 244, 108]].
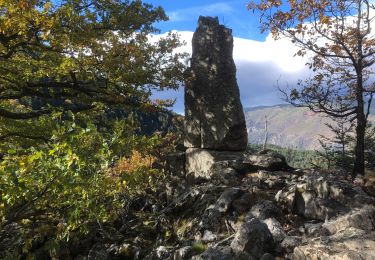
[[244, 103, 375, 150]]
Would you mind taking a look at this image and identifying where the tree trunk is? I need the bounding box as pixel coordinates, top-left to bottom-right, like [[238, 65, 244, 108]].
[[353, 95, 366, 177], [263, 116, 268, 150], [353, 1, 366, 177]]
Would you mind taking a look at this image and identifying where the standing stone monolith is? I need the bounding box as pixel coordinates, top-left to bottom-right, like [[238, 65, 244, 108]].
[[184, 16, 248, 151]]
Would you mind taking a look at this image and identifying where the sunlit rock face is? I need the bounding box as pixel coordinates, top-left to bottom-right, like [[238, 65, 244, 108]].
[[184, 16, 248, 151]]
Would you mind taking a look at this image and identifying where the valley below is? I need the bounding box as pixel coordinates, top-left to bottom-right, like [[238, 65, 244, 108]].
[[245, 104, 375, 150]]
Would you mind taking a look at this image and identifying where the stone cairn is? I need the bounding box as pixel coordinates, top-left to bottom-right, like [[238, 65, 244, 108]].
[[184, 16, 248, 179]]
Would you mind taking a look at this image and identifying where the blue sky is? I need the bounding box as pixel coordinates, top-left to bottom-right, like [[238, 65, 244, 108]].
[[146, 1, 310, 113], [147, 0, 265, 40]]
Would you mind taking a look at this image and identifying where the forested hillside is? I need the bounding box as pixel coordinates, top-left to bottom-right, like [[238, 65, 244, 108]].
[[245, 104, 375, 150]]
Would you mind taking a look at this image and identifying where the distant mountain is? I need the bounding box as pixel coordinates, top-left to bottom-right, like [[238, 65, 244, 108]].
[[244, 104, 375, 150]]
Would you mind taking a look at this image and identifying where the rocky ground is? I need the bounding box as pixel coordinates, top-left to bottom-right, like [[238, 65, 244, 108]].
[[2, 150, 375, 260], [149, 150, 375, 260], [101, 150, 375, 260]]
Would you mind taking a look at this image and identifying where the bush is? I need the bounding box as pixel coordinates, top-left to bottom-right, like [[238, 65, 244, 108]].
[[0, 114, 174, 257]]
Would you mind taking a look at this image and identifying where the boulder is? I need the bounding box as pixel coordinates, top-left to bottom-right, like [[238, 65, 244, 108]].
[[0, 223, 24, 258], [263, 218, 286, 243], [292, 205, 375, 259], [185, 148, 244, 180], [215, 188, 244, 213], [184, 16, 247, 151], [322, 205, 375, 234], [199, 205, 221, 231], [231, 192, 253, 214], [199, 188, 244, 230], [165, 152, 186, 178], [244, 150, 292, 171], [280, 236, 301, 253], [231, 218, 274, 258], [302, 221, 325, 236], [247, 200, 284, 222], [293, 228, 375, 260], [275, 172, 375, 220], [171, 188, 201, 213]]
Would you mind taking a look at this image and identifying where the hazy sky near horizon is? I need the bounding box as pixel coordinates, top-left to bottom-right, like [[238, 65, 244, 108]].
[[147, 0, 311, 113]]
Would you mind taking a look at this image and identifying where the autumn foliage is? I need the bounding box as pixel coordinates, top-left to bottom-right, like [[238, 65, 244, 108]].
[[248, 0, 375, 175]]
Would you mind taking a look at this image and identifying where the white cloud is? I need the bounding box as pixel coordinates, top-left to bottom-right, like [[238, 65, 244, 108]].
[[233, 35, 307, 72], [151, 30, 310, 113], [167, 30, 308, 72]]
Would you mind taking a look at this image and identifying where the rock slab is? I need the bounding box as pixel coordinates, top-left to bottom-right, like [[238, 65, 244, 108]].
[[185, 148, 244, 179], [184, 16, 248, 151]]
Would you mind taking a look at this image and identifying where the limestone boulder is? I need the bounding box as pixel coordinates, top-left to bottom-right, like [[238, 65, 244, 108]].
[[293, 228, 375, 260], [231, 218, 274, 258], [184, 16, 247, 151], [244, 150, 292, 171], [185, 148, 244, 180], [215, 188, 244, 213], [247, 200, 284, 222], [280, 236, 302, 253], [263, 218, 286, 243], [275, 172, 375, 220], [199, 188, 244, 230], [322, 205, 375, 234], [292, 205, 375, 259], [165, 152, 186, 178]]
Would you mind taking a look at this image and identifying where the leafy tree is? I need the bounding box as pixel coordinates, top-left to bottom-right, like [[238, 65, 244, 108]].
[[316, 138, 336, 169], [0, 114, 176, 257], [0, 0, 186, 257], [317, 116, 355, 170], [248, 0, 375, 176], [0, 0, 185, 146]]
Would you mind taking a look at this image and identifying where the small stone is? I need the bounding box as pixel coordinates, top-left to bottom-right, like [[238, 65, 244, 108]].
[[155, 246, 170, 259], [173, 246, 196, 260], [280, 236, 301, 253], [202, 230, 217, 242], [191, 246, 233, 260], [199, 206, 221, 231], [303, 222, 323, 236], [231, 192, 253, 214], [260, 253, 275, 260], [88, 244, 109, 260]]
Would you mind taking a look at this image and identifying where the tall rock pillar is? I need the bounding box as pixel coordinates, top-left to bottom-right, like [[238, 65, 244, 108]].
[[185, 16, 248, 151], [185, 16, 248, 179]]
